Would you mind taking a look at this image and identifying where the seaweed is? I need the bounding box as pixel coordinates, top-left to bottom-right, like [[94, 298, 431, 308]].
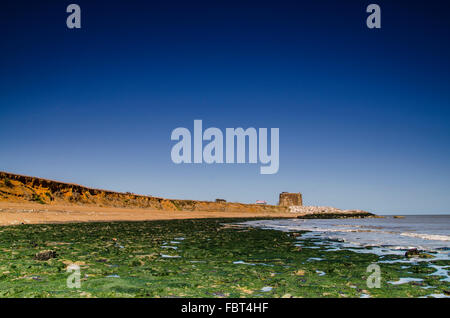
[[0, 218, 447, 298]]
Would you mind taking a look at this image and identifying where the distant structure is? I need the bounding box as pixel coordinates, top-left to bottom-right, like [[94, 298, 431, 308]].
[[255, 200, 267, 205], [215, 198, 226, 203], [279, 192, 302, 206]]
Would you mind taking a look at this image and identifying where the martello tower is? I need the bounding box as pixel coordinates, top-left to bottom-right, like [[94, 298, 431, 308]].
[[279, 192, 303, 206]]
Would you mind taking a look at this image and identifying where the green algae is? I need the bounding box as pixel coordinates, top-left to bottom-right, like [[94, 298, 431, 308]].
[[0, 218, 447, 298]]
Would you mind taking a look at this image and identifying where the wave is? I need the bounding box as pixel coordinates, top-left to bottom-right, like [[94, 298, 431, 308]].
[[400, 232, 450, 242], [256, 222, 450, 242], [237, 219, 450, 256]]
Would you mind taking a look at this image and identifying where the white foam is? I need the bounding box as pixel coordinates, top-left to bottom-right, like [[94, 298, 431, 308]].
[[400, 232, 450, 241], [387, 277, 423, 285], [307, 257, 324, 261], [160, 254, 180, 258], [316, 270, 326, 276], [161, 245, 178, 249], [420, 293, 450, 298]]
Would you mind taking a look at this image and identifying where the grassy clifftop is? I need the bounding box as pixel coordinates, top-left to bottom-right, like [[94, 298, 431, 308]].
[[0, 171, 287, 213]]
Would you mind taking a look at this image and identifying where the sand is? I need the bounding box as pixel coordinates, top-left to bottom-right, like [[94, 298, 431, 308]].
[[0, 202, 297, 226]]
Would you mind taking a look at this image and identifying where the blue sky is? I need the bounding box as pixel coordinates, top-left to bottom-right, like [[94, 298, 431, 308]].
[[1, 0, 449, 214]]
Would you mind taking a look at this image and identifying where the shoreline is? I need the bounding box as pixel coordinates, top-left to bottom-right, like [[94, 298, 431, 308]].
[[0, 202, 300, 226]]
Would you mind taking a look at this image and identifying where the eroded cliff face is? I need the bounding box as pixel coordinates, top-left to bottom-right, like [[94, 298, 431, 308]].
[[0, 172, 288, 213]]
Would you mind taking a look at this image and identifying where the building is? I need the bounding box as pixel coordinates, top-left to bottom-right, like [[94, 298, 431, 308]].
[[279, 192, 302, 206], [255, 200, 267, 205]]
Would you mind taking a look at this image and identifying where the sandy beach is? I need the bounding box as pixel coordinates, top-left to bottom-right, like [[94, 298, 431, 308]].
[[0, 202, 297, 226]]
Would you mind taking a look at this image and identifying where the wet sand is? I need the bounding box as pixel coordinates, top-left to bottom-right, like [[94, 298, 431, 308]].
[[0, 202, 297, 226]]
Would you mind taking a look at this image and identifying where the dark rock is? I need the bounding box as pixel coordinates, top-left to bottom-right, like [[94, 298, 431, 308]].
[[33, 250, 57, 261], [405, 248, 434, 259], [405, 248, 420, 258], [297, 212, 374, 219]]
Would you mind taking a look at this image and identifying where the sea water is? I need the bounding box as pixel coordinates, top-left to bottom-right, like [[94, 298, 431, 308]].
[[238, 215, 450, 257]]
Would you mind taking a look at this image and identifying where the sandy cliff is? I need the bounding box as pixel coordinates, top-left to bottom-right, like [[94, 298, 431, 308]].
[[0, 171, 287, 213]]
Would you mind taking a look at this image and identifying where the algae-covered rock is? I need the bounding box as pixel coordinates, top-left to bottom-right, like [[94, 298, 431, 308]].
[[405, 248, 420, 258], [405, 248, 434, 259], [294, 269, 305, 276], [33, 250, 57, 261]]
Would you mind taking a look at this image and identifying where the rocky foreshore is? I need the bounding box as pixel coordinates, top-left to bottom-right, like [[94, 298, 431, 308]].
[[289, 205, 375, 218]]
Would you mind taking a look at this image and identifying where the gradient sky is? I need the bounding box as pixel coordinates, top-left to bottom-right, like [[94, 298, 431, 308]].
[[1, 0, 449, 214]]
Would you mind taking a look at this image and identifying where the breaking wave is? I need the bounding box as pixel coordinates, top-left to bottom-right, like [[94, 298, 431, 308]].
[[400, 232, 450, 242]]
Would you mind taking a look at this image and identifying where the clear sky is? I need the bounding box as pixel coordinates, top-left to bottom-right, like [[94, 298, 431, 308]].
[[1, 0, 449, 214]]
